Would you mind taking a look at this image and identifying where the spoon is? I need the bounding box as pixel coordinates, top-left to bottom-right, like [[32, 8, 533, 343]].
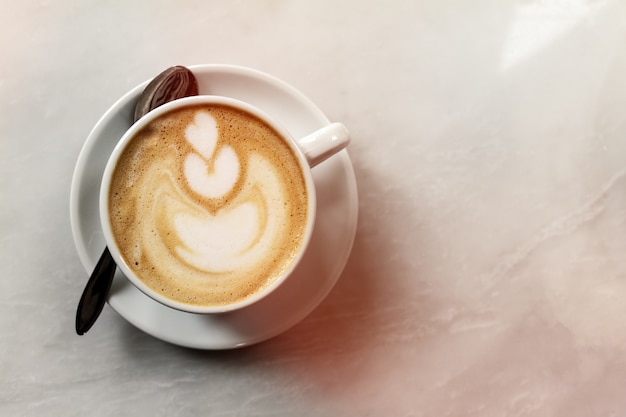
[[75, 66, 198, 335]]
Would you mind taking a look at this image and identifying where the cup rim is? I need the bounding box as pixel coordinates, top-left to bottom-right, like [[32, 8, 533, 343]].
[[99, 95, 318, 314]]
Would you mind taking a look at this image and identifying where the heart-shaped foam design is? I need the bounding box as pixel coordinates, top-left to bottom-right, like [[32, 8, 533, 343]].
[[184, 111, 239, 199]]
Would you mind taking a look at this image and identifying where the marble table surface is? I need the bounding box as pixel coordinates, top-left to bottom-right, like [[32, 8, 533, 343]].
[[3, 0, 626, 415]]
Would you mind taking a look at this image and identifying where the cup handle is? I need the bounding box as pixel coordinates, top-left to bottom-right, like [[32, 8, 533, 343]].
[[298, 123, 351, 168]]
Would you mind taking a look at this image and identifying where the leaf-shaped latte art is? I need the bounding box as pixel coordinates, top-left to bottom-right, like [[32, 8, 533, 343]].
[[110, 104, 308, 307]]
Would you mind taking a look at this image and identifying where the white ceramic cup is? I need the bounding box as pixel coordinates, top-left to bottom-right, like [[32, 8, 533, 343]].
[[100, 95, 350, 313]]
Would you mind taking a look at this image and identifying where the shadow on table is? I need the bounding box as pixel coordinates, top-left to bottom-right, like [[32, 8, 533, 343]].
[[116, 159, 438, 400]]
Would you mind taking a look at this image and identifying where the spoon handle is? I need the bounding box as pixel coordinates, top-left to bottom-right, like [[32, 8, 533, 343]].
[[75, 66, 198, 336], [75, 247, 117, 335]]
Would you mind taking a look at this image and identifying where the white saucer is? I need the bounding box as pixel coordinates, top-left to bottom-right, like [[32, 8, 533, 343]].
[[70, 64, 358, 349]]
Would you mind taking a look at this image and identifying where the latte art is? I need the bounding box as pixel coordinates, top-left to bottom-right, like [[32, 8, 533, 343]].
[[183, 111, 240, 199], [109, 104, 309, 307]]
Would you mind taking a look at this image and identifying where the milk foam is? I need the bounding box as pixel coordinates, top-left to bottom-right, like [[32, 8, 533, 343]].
[[176, 154, 286, 272], [109, 104, 308, 307], [184, 111, 240, 199]]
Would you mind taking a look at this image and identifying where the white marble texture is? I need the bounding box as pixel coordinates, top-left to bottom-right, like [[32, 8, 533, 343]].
[[3, 0, 626, 415]]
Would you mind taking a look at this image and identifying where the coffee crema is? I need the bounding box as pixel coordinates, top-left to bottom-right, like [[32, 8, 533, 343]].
[[108, 104, 309, 307]]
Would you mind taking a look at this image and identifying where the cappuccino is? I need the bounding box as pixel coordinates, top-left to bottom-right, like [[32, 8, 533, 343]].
[[108, 104, 309, 308]]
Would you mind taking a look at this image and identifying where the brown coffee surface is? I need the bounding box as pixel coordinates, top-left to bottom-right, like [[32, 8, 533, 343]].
[[108, 104, 309, 307]]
